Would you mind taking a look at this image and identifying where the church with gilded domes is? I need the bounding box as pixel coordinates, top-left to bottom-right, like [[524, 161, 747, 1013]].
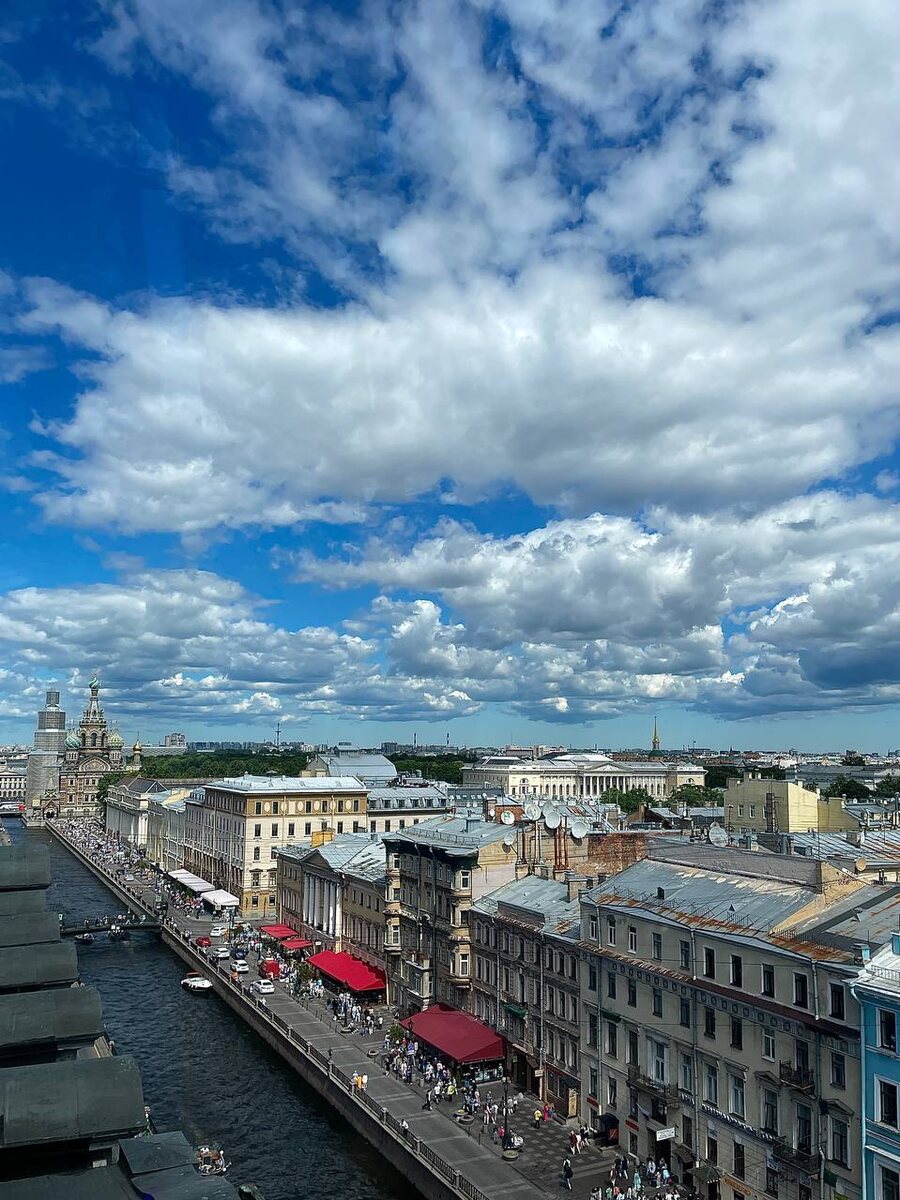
[[55, 675, 126, 819]]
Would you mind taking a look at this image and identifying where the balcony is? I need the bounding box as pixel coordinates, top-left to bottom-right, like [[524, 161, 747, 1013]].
[[772, 1139, 818, 1175], [779, 1062, 815, 1093], [626, 1064, 681, 1104]]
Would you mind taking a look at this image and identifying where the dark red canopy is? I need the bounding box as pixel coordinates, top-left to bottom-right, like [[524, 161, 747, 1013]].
[[280, 937, 313, 951], [259, 924, 297, 938], [401, 1003, 505, 1064], [307, 950, 385, 993]]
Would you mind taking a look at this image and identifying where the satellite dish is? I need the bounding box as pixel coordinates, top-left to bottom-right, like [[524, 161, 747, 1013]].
[[571, 820, 589, 839], [502, 830, 516, 847], [524, 803, 541, 821], [544, 807, 561, 830], [501, 810, 515, 826], [708, 823, 728, 847]]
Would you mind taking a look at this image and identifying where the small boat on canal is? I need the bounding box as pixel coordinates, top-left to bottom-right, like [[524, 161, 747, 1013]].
[[181, 972, 213, 994], [74, 932, 94, 944], [196, 1145, 229, 1175], [108, 924, 131, 941]]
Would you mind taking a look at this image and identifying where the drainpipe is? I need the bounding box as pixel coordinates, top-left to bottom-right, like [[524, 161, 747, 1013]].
[[811, 958, 824, 1200], [690, 927, 700, 1175]]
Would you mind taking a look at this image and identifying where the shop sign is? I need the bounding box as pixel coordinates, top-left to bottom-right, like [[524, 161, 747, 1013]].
[[656, 1128, 676, 1142]]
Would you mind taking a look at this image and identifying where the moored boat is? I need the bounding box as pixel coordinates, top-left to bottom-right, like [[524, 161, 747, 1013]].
[[74, 932, 94, 944], [196, 1144, 229, 1175], [181, 972, 213, 993]]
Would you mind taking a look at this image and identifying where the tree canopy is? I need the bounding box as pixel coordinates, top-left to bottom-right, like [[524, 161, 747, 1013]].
[[823, 775, 871, 800], [874, 775, 900, 797], [387, 753, 477, 784]]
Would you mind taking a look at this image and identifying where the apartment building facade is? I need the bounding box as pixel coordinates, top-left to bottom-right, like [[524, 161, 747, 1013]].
[[579, 853, 867, 1200], [182, 774, 368, 918], [382, 814, 517, 1014], [852, 937, 900, 1200], [470, 873, 583, 1113]]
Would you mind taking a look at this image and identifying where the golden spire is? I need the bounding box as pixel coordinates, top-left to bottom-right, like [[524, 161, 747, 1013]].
[[652, 717, 660, 754]]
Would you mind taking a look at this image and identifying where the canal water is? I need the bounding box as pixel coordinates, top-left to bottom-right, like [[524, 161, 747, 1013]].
[[5, 821, 406, 1200]]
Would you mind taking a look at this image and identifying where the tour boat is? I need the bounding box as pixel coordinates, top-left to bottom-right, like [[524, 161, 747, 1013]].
[[196, 1145, 229, 1175], [74, 932, 94, 944], [181, 972, 213, 994], [108, 925, 131, 942]]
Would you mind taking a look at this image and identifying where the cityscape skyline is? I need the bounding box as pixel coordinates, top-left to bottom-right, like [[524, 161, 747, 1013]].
[[2, 2, 900, 749]]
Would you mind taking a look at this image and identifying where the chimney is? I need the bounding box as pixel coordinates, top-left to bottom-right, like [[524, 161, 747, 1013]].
[[857, 944, 871, 963], [656, 887, 666, 901], [565, 871, 588, 902]]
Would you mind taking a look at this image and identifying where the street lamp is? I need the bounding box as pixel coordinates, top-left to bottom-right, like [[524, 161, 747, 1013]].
[[502, 1074, 514, 1151]]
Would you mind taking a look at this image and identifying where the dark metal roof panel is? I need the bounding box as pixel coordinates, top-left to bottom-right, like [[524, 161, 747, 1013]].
[[0, 943, 78, 991], [0, 891, 47, 917], [0, 1057, 145, 1148], [0, 912, 62, 949], [0, 846, 50, 892], [119, 1130, 196, 1174], [0, 987, 103, 1051]]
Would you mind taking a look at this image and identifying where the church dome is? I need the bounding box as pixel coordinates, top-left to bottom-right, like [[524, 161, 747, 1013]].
[[132, 737, 142, 752], [108, 730, 124, 748], [65, 730, 80, 750]]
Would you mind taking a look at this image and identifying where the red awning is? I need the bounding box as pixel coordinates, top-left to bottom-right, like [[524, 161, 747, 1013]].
[[307, 950, 386, 993], [259, 924, 297, 938], [401, 1003, 505, 1065], [280, 937, 313, 951]]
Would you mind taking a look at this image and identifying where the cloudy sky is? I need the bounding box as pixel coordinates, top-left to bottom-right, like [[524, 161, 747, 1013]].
[[1, 0, 899, 751]]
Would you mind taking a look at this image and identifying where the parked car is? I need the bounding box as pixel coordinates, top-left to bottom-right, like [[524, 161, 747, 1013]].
[[209, 925, 227, 938], [213, 946, 231, 960], [194, 935, 212, 948], [231, 947, 247, 960], [233, 959, 250, 973], [250, 979, 275, 995], [258, 958, 281, 980]]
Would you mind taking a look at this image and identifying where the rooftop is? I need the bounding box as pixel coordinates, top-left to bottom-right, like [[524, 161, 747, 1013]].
[[474, 875, 581, 934], [383, 814, 512, 855], [0, 987, 104, 1055], [203, 774, 367, 794]]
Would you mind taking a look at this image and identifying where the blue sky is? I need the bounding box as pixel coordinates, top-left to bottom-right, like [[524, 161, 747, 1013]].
[[2, 0, 900, 752]]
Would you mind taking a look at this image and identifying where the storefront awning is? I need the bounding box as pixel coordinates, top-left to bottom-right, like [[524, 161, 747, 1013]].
[[280, 937, 313, 951], [401, 1003, 505, 1065], [259, 924, 297, 938], [307, 950, 385, 993], [167, 869, 214, 893], [200, 889, 240, 907]]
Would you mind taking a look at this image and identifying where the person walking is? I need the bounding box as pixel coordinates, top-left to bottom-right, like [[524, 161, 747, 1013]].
[[533, 1107, 543, 1129], [423, 1088, 433, 1111], [562, 1158, 574, 1191]]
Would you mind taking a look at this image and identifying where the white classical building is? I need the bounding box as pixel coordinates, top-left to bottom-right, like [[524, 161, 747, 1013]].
[[105, 776, 195, 852], [462, 751, 704, 800]]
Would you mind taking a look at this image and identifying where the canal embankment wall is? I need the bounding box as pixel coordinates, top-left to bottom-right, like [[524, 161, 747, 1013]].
[[43, 823, 522, 1200]]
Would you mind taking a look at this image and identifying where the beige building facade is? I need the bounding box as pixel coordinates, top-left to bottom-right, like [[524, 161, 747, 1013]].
[[463, 753, 704, 801], [183, 774, 368, 918], [724, 777, 858, 834]]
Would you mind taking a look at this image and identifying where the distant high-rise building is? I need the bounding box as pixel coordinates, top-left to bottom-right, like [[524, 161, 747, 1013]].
[[164, 732, 187, 747], [25, 688, 68, 815]]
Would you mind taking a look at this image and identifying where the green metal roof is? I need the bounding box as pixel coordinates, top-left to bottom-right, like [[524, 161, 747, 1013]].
[[0, 943, 78, 992], [0, 912, 62, 949], [0, 891, 47, 917], [0, 1056, 145, 1148], [0, 846, 50, 892], [0, 987, 103, 1053]]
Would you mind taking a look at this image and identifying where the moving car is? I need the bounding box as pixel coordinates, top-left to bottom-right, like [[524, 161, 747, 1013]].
[[250, 979, 275, 995], [213, 946, 231, 959], [209, 925, 227, 937], [194, 935, 212, 948], [233, 960, 249, 973]]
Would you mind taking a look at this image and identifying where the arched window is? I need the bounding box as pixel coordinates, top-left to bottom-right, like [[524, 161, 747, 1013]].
[[91, 733, 97, 747]]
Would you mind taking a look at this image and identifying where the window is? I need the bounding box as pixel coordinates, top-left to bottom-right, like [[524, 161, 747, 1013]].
[[680, 1052, 693, 1093], [730, 955, 743, 987], [304, 822, 312, 835], [652, 988, 663, 1018], [793, 973, 809, 1008], [682, 1115, 693, 1152], [254, 823, 261, 837], [830, 1117, 849, 1166], [704, 1064, 718, 1106], [652, 932, 662, 960], [796, 1103, 812, 1153], [627, 979, 637, 1007], [287, 822, 295, 836], [272, 801, 279, 814], [651, 1038, 666, 1082], [880, 1009, 897, 1051], [459, 870, 471, 889], [457, 953, 469, 977], [588, 1013, 598, 1047], [627, 1030, 638, 1065], [703, 947, 716, 978], [762, 964, 775, 997], [252, 846, 260, 861], [730, 1073, 745, 1118], [337, 821, 344, 833], [589, 916, 598, 941], [829, 983, 845, 1020], [606, 1022, 618, 1057], [588, 964, 598, 992], [607, 971, 617, 1000], [608, 1076, 617, 1107], [762, 1088, 778, 1134], [881, 1168, 900, 1200], [589, 1067, 598, 1097], [706, 1132, 718, 1164], [679, 940, 691, 970], [765, 1168, 778, 1198], [733, 1142, 745, 1180], [763, 1031, 776, 1061], [254, 801, 262, 815], [879, 1079, 899, 1128], [831, 1052, 845, 1089], [731, 1017, 743, 1050], [607, 917, 617, 946], [704, 1006, 716, 1038], [680, 998, 690, 1027], [628, 925, 637, 952]]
